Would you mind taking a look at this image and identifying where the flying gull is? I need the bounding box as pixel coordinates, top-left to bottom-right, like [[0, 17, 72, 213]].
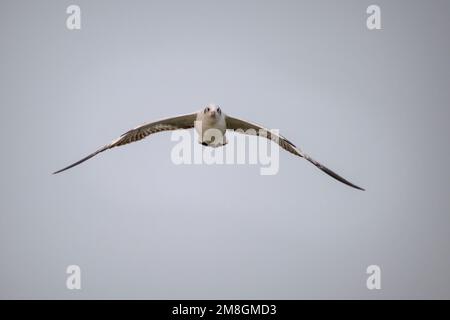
[[53, 104, 364, 190]]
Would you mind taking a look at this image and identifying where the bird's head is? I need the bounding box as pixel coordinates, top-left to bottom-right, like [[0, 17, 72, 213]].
[[203, 104, 222, 121]]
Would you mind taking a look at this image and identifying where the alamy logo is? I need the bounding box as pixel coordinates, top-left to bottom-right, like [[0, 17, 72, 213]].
[[170, 123, 280, 175], [366, 5, 381, 30], [66, 5, 81, 30], [66, 265, 81, 290], [366, 265, 381, 290]]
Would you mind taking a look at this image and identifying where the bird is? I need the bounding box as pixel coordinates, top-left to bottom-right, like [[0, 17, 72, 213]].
[[53, 104, 364, 190]]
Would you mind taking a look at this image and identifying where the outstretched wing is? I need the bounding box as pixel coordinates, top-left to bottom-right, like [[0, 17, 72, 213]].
[[53, 112, 197, 174], [225, 115, 364, 191]]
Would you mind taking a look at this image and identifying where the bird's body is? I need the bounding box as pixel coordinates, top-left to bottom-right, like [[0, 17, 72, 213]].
[[194, 106, 227, 146], [54, 104, 364, 191]]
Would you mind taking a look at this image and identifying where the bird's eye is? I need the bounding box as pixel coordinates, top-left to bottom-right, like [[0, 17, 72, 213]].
[[204, 107, 210, 113], [217, 107, 221, 114]]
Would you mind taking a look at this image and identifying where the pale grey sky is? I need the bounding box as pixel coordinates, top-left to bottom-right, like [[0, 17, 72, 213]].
[[0, 0, 449, 299]]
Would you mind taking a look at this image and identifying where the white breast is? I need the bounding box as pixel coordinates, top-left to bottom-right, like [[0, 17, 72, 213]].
[[195, 112, 227, 146]]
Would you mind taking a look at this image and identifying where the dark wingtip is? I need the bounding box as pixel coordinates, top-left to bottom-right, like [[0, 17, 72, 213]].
[[322, 166, 365, 191], [303, 155, 365, 191], [52, 147, 107, 176], [331, 175, 365, 191], [338, 174, 365, 191], [52, 167, 66, 175], [352, 184, 365, 191]]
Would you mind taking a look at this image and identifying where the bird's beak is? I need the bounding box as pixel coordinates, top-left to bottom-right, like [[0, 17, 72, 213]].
[[209, 111, 217, 117]]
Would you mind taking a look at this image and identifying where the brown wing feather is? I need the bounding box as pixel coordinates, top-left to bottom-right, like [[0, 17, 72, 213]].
[[225, 114, 364, 191], [53, 112, 197, 174]]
